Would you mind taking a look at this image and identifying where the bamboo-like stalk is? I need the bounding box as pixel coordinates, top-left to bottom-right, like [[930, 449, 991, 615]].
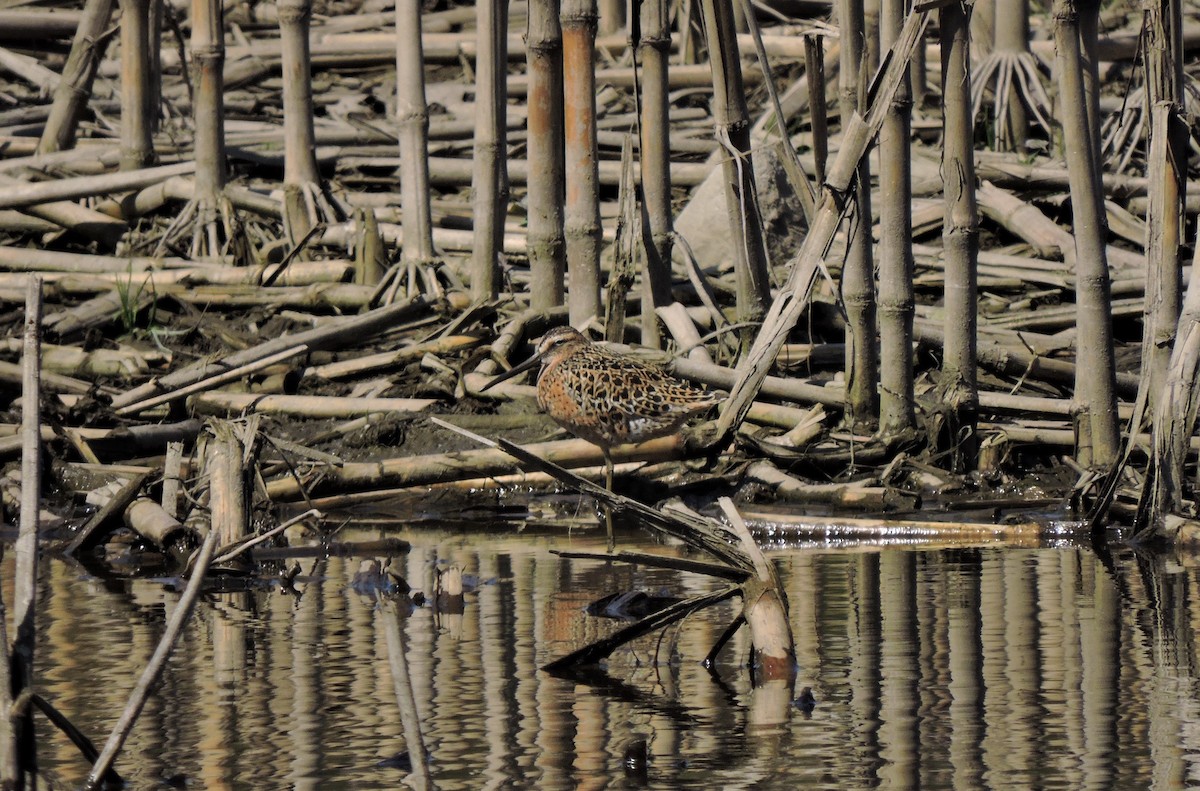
[[38, 0, 115, 154], [698, 0, 771, 350], [278, 0, 322, 243], [120, 0, 155, 169], [526, 0, 567, 310], [804, 35, 828, 183], [206, 420, 248, 548], [396, 0, 436, 274], [637, 0, 675, 348], [1139, 0, 1186, 418], [1142, 230, 1200, 535], [469, 0, 509, 302], [562, 0, 602, 326], [838, 0, 877, 427], [1053, 0, 1119, 467], [714, 8, 933, 441], [11, 277, 42, 787], [939, 0, 980, 468], [191, 0, 226, 204], [995, 0, 1029, 146], [877, 0, 916, 436]]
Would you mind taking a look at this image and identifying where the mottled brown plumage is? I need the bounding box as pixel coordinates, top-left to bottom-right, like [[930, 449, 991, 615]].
[[529, 326, 722, 449], [482, 326, 722, 544]]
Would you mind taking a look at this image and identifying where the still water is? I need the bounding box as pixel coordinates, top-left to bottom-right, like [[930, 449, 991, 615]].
[[19, 520, 1199, 790]]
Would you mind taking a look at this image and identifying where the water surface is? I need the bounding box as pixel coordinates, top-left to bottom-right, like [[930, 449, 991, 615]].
[[18, 523, 1198, 789]]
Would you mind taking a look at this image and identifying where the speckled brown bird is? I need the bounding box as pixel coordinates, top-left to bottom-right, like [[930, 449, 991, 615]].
[[482, 326, 722, 532]]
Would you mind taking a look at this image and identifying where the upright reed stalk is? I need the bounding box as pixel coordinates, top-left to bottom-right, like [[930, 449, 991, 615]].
[[120, 0, 155, 169], [191, 0, 226, 204], [562, 0, 602, 326], [877, 0, 916, 436], [526, 0, 567, 310], [39, 0, 115, 153], [396, 0, 436, 269], [278, 0, 322, 242], [838, 0, 877, 427], [637, 0, 675, 347], [1053, 0, 1119, 467], [470, 0, 509, 302], [699, 0, 771, 350], [1139, 0, 1186, 416], [940, 0, 980, 468]]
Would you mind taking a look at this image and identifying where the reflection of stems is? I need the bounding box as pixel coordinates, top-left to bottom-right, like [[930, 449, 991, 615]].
[[379, 597, 432, 790], [84, 528, 220, 789]]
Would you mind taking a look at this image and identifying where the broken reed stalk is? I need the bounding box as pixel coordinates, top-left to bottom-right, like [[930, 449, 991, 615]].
[[111, 296, 429, 409], [38, 0, 115, 154], [604, 137, 638, 342], [205, 420, 250, 548], [8, 277, 42, 785], [804, 34, 828, 183], [83, 527, 220, 790], [120, 0, 154, 170], [1053, 0, 1120, 467], [1142, 229, 1200, 537], [191, 0, 227, 206], [525, 0, 567, 310], [396, 0, 437, 277], [562, 0, 603, 326], [698, 0, 771, 351], [939, 0, 980, 469], [378, 596, 432, 790], [637, 0, 676, 348], [714, 5, 935, 442], [469, 0, 509, 302], [1139, 0, 1187, 419], [718, 498, 796, 682], [877, 0, 917, 436], [838, 0, 878, 428]]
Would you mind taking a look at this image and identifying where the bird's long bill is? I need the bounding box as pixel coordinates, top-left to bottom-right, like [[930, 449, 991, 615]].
[[479, 352, 542, 392]]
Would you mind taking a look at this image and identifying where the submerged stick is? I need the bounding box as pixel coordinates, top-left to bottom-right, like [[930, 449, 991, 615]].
[[84, 527, 220, 789]]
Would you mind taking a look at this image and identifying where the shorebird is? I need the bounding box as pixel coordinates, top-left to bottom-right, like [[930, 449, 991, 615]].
[[482, 326, 722, 542]]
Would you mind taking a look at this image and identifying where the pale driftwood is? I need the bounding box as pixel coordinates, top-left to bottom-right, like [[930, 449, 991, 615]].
[[744, 462, 890, 507], [124, 497, 191, 549], [0, 341, 152, 378], [0, 162, 194, 211], [737, 507, 1058, 545], [112, 297, 431, 410], [304, 334, 480, 380], [656, 302, 713, 364], [0, 359, 110, 396], [189, 393, 438, 418], [0, 175, 128, 246], [267, 434, 698, 501], [83, 528, 219, 791], [42, 289, 153, 342]]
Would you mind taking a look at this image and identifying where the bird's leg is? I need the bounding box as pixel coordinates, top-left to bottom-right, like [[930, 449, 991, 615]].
[[603, 449, 614, 552]]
